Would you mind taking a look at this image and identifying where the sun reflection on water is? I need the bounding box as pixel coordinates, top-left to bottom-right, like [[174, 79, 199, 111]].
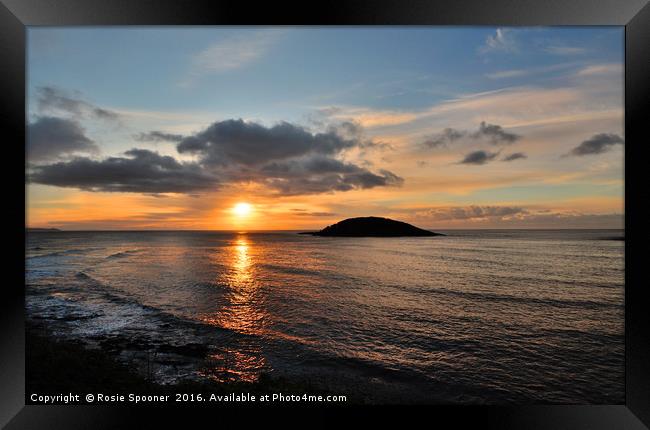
[[233, 237, 251, 284], [199, 234, 269, 382]]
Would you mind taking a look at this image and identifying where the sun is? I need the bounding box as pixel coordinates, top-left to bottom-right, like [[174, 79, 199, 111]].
[[232, 202, 252, 217]]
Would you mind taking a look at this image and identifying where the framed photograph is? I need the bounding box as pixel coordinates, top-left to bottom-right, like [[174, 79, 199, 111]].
[[2, 0, 649, 428]]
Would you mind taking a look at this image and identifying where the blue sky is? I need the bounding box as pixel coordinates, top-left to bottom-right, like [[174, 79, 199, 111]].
[[26, 27, 624, 229], [28, 27, 622, 115]]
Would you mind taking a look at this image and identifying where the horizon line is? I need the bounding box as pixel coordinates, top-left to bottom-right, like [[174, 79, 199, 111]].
[[26, 227, 624, 232]]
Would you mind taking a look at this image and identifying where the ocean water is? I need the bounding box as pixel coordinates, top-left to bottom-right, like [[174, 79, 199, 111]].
[[25, 230, 624, 403]]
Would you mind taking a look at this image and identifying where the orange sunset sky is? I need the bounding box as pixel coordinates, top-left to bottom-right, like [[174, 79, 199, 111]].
[[26, 27, 624, 230]]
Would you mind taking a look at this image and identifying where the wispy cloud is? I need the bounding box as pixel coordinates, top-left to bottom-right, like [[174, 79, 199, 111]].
[[418, 205, 528, 221], [182, 30, 285, 86], [501, 152, 527, 162], [485, 62, 579, 80], [479, 28, 518, 54], [485, 69, 528, 79], [545, 45, 588, 55], [321, 79, 622, 135], [36, 86, 121, 122], [316, 106, 420, 128], [576, 63, 623, 77], [408, 205, 622, 228]]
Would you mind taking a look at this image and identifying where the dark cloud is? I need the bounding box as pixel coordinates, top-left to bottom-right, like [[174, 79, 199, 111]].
[[173, 119, 402, 195], [321, 120, 393, 153], [567, 133, 624, 156], [28, 116, 99, 162], [422, 122, 520, 149], [36, 86, 120, 121], [29, 149, 218, 194], [134, 131, 185, 142], [30, 118, 403, 196], [177, 119, 361, 166], [501, 152, 527, 161], [262, 155, 363, 176], [422, 128, 466, 148], [258, 155, 403, 195], [30, 118, 402, 196], [471, 121, 521, 145], [458, 150, 500, 165]]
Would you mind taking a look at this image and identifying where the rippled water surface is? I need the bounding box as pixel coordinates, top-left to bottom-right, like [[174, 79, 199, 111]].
[[26, 230, 624, 403]]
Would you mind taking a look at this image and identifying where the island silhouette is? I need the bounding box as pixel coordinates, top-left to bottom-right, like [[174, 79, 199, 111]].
[[300, 216, 444, 237]]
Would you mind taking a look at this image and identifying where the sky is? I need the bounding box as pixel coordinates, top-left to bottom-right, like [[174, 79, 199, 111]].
[[26, 26, 624, 230]]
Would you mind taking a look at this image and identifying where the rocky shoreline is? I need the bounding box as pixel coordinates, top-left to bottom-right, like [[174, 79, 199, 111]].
[[26, 320, 342, 404]]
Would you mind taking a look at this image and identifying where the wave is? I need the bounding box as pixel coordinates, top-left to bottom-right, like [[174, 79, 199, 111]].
[[106, 249, 140, 259], [27, 247, 103, 260], [258, 263, 327, 278], [387, 284, 622, 311], [57, 271, 242, 338]]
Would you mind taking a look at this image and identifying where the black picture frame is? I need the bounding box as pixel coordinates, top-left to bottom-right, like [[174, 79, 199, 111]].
[[2, 0, 649, 428]]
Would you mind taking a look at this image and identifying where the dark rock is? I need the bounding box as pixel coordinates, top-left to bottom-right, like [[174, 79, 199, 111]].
[[158, 343, 208, 358]]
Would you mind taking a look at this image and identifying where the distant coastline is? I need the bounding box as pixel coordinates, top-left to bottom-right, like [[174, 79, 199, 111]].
[[26, 228, 62, 232]]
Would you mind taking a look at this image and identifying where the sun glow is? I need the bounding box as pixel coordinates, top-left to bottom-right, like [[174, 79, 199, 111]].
[[232, 202, 253, 217]]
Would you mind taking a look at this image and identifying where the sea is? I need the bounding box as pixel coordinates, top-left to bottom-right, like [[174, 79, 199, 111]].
[[25, 229, 625, 403]]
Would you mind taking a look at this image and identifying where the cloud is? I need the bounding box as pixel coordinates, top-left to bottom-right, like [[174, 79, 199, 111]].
[[134, 131, 185, 142], [422, 205, 528, 221], [480, 28, 518, 54], [30, 118, 402, 196], [183, 30, 284, 85], [576, 63, 623, 77], [458, 150, 500, 165], [545, 46, 587, 55], [36, 86, 120, 121], [177, 119, 360, 166], [174, 118, 403, 194], [485, 69, 527, 79], [28, 116, 99, 162], [29, 149, 218, 194], [485, 62, 579, 80], [567, 133, 624, 156], [410, 206, 622, 228], [501, 152, 527, 161], [258, 156, 403, 195], [422, 121, 520, 149], [422, 128, 466, 148], [471, 121, 521, 144], [315, 105, 420, 128], [316, 61, 622, 137], [291, 210, 338, 217]]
